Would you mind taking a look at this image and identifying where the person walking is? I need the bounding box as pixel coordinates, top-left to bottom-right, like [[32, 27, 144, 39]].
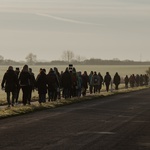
[[61, 67, 72, 99], [124, 75, 129, 88], [97, 72, 103, 93], [104, 72, 112, 92], [113, 72, 121, 90], [1, 66, 19, 107], [36, 69, 47, 104], [89, 71, 93, 94], [82, 71, 89, 96], [14, 67, 20, 104], [70, 67, 78, 97], [28, 68, 36, 104], [92, 71, 99, 93], [19, 65, 31, 105], [47, 68, 59, 101]]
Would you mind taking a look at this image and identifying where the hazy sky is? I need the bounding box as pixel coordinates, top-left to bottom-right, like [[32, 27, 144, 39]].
[[0, 0, 150, 61]]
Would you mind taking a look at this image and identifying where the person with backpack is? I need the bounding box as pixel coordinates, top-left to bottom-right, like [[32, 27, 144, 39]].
[[92, 71, 99, 93]]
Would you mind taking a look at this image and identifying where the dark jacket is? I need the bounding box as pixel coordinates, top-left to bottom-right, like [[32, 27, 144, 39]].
[[113, 73, 121, 85], [1, 70, 18, 92], [19, 71, 31, 87], [47, 70, 59, 90], [61, 70, 72, 89], [104, 72, 111, 85], [82, 74, 88, 89], [30, 72, 36, 89], [36, 71, 47, 94]]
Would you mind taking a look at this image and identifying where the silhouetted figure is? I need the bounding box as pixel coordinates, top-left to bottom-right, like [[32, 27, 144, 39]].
[[124, 75, 129, 88], [70, 67, 78, 97], [82, 71, 89, 96], [92, 71, 99, 93], [104, 72, 111, 92], [135, 74, 140, 87], [89, 71, 93, 94], [129, 74, 135, 88], [1, 66, 19, 107], [61, 67, 72, 99], [98, 72, 103, 93], [47, 68, 59, 101], [36, 69, 47, 103], [28, 68, 36, 104], [54, 67, 61, 99], [76, 71, 82, 97], [14, 67, 20, 104], [113, 72, 121, 90], [19, 65, 31, 105]]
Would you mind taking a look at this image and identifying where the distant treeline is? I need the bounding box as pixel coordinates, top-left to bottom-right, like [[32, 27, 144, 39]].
[[0, 58, 150, 66]]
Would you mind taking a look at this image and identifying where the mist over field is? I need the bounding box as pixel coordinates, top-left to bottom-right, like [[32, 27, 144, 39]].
[[0, 0, 150, 61]]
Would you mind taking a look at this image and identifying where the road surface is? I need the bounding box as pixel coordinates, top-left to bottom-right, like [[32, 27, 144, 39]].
[[0, 89, 150, 150]]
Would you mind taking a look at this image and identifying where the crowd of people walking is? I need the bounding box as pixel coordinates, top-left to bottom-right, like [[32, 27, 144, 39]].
[[1, 65, 149, 107]]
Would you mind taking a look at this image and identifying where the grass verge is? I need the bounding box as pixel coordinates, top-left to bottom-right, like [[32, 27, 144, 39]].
[[0, 86, 149, 119]]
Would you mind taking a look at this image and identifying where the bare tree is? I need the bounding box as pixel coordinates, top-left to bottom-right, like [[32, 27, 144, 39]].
[[62, 50, 74, 63], [76, 55, 86, 62], [25, 53, 37, 65]]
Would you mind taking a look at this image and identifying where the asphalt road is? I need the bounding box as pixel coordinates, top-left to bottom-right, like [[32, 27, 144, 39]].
[[0, 89, 150, 150]]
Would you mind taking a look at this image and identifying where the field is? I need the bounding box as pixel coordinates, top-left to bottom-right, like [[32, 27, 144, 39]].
[[0, 65, 149, 102]]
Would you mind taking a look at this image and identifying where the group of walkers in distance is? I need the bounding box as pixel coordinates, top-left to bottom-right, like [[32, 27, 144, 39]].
[[1, 64, 149, 107]]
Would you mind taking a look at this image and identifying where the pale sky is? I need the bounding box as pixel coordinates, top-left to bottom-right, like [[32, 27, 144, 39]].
[[0, 0, 150, 61]]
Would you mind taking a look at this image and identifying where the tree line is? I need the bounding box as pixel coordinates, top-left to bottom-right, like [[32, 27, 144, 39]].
[[0, 51, 150, 66]]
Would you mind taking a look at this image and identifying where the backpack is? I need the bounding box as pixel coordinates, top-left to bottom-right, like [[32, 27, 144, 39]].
[[94, 77, 98, 84]]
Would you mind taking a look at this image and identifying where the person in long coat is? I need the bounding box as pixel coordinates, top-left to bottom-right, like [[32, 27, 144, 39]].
[[104, 72, 111, 92], [92, 71, 99, 93], [36, 69, 47, 103], [82, 71, 89, 96], [28, 68, 36, 104], [113, 72, 121, 90], [124, 75, 129, 88], [19, 65, 31, 105], [61, 67, 72, 99], [1, 66, 19, 107], [89, 71, 93, 94], [14, 67, 20, 104], [98, 72, 103, 93], [47, 68, 59, 101]]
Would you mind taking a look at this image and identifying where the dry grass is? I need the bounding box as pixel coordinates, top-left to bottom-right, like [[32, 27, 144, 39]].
[[0, 85, 149, 119]]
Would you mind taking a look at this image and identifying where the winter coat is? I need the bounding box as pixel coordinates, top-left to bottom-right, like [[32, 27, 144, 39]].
[[1, 70, 18, 92], [61, 71, 72, 89], [19, 71, 31, 87], [36, 71, 47, 94], [104, 73, 111, 85], [82, 74, 88, 89], [92, 74, 99, 86], [113, 73, 121, 85], [47, 71, 59, 90]]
